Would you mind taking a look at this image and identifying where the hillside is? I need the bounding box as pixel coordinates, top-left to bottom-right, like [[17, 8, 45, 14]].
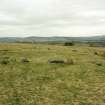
[[0, 35, 105, 43]]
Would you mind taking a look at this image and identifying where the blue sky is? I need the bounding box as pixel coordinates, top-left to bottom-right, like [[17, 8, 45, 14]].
[[0, 0, 105, 37]]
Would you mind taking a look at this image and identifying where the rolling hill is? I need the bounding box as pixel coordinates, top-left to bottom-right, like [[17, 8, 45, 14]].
[[0, 35, 105, 43]]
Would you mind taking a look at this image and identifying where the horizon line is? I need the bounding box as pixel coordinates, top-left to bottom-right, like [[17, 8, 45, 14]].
[[0, 35, 105, 38]]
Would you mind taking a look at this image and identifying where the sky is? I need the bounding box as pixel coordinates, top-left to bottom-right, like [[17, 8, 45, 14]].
[[0, 0, 105, 37]]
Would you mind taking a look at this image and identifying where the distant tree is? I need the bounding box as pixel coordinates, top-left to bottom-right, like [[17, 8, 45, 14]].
[[64, 42, 74, 46]]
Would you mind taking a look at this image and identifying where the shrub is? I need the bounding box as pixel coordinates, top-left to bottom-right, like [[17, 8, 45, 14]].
[[64, 42, 74, 46], [94, 52, 98, 55], [1, 59, 9, 65], [48, 48, 50, 50], [21, 58, 30, 63], [96, 62, 102, 66], [0, 56, 10, 65]]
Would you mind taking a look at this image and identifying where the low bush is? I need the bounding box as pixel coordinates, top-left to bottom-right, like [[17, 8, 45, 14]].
[[94, 51, 98, 55], [21, 58, 30, 63], [96, 62, 102, 66], [64, 42, 74, 46]]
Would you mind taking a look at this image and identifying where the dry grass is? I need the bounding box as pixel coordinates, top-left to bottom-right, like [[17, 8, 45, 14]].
[[0, 43, 105, 105]]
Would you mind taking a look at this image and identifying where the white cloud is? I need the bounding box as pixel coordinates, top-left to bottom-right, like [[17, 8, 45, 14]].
[[0, 0, 105, 37]]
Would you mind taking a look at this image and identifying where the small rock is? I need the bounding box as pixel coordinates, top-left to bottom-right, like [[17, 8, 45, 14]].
[[48, 58, 74, 65], [49, 60, 65, 64]]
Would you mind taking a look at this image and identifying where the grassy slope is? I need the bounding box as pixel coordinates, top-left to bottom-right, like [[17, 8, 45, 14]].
[[0, 43, 105, 105]]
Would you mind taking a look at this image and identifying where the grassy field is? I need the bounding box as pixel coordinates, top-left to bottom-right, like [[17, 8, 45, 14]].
[[0, 43, 105, 105]]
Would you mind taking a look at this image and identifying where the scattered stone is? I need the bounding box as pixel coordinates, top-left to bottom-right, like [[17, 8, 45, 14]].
[[48, 58, 74, 65], [49, 60, 65, 64]]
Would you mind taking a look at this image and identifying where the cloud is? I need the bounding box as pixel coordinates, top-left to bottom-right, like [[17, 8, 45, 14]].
[[0, 0, 105, 37]]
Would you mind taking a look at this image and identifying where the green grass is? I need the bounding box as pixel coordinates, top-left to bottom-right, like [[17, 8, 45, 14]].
[[0, 43, 105, 105]]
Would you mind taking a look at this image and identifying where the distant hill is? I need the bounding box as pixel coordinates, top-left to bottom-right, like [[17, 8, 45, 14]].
[[0, 35, 105, 43]]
